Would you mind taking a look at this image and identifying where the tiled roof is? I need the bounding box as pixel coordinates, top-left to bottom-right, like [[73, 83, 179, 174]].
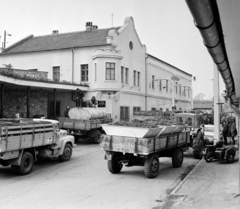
[[2, 27, 120, 54]]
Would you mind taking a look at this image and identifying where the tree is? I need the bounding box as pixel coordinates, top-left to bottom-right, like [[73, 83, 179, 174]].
[[194, 93, 206, 100]]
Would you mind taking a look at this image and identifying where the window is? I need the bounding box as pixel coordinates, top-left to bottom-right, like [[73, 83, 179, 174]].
[[188, 88, 190, 97], [133, 107, 141, 115], [159, 80, 162, 90], [81, 64, 88, 82], [179, 85, 181, 95], [151, 107, 156, 111], [152, 75, 155, 89], [53, 66, 60, 82], [160, 108, 163, 111], [137, 72, 140, 86], [120, 106, 129, 121], [125, 68, 129, 84], [166, 80, 168, 92], [121, 66, 124, 83], [95, 63, 97, 81], [133, 70, 136, 86], [176, 82, 178, 94], [106, 62, 115, 80]]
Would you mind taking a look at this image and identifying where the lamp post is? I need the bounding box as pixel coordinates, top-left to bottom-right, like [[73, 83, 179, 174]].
[[3, 31, 11, 49]]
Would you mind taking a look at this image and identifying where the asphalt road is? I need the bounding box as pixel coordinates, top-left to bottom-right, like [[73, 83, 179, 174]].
[[0, 140, 200, 209]]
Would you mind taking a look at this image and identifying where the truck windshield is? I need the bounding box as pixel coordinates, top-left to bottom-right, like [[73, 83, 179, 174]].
[[174, 116, 193, 126]]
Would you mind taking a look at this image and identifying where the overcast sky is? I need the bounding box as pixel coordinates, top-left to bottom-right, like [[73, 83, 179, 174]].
[[0, 0, 225, 98]]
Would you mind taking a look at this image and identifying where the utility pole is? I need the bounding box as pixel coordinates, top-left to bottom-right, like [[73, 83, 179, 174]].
[[4, 30, 6, 49]]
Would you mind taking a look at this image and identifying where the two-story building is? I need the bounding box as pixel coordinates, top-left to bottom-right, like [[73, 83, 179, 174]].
[[0, 17, 192, 120]]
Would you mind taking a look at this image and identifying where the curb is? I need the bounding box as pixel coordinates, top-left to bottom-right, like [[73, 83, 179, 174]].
[[170, 158, 203, 195]]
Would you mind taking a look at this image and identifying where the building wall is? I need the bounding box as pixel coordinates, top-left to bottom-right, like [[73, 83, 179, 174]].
[[1, 89, 47, 118]]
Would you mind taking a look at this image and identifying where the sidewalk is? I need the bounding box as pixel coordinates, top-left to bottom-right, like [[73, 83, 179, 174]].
[[167, 151, 239, 209]]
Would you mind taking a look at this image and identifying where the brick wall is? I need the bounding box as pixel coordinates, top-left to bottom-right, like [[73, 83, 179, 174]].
[[2, 89, 48, 118]]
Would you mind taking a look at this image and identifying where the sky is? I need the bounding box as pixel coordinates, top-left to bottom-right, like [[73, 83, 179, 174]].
[[0, 0, 225, 98]]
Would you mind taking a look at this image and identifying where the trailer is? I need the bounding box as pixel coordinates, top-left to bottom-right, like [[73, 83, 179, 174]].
[[59, 116, 112, 144], [0, 118, 75, 175], [100, 125, 190, 178]]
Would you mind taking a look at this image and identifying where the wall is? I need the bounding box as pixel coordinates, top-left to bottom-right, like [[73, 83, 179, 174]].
[[2, 89, 47, 118]]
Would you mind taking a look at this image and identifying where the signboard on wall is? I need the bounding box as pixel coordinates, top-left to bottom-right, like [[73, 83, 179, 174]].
[[98, 101, 106, 107]]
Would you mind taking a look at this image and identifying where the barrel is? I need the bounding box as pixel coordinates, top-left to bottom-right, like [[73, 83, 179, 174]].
[[68, 108, 107, 120]]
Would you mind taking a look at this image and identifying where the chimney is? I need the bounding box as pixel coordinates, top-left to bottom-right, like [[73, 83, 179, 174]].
[[92, 25, 98, 30], [52, 30, 59, 34], [85, 22, 93, 31]]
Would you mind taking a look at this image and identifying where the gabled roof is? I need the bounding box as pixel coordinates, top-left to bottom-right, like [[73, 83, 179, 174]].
[[1, 27, 120, 54]]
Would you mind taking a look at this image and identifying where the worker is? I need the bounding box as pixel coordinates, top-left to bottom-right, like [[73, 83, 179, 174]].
[[231, 122, 237, 145], [222, 121, 228, 146], [76, 88, 84, 108], [90, 96, 97, 108], [64, 106, 70, 117]]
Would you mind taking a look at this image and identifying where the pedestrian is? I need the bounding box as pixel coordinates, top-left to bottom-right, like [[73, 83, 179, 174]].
[[76, 88, 84, 108], [226, 121, 232, 145], [230, 122, 237, 145], [64, 106, 70, 117], [222, 121, 228, 146], [89, 96, 97, 108]]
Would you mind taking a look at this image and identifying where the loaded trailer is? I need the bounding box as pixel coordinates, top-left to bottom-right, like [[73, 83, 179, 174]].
[[59, 108, 112, 144], [100, 125, 190, 178], [0, 118, 75, 175]]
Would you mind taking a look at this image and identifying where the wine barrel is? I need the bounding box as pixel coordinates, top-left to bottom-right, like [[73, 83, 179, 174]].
[[68, 108, 106, 120]]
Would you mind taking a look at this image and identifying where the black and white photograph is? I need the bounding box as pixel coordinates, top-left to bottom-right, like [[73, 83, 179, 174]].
[[0, 0, 239, 208]]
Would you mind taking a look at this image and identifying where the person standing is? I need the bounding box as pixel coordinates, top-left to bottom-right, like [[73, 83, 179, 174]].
[[222, 121, 228, 146], [231, 122, 237, 145], [76, 88, 84, 108], [64, 106, 70, 117], [226, 122, 232, 145]]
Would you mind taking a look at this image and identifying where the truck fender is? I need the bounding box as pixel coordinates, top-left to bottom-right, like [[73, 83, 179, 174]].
[[8, 150, 24, 166], [58, 135, 75, 155]]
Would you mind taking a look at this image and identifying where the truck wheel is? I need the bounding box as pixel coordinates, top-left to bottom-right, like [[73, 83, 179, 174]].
[[17, 152, 34, 175], [90, 130, 101, 144], [172, 148, 183, 168], [204, 148, 213, 163], [227, 154, 235, 163], [144, 154, 159, 179], [59, 144, 72, 162], [11, 165, 19, 174], [108, 152, 123, 174], [193, 131, 204, 159]]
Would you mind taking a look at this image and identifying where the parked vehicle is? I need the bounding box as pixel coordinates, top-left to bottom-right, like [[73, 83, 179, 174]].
[[59, 108, 112, 144], [204, 141, 237, 163], [0, 118, 75, 175], [100, 124, 190, 178], [173, 113, 206, 159]]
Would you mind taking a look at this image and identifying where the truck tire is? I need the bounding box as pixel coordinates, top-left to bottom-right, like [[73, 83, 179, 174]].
[[193, 131, 204, 159], [172, 148, 183, 168], [144, 154, 159, 179], [89, 129, 101, 144], [204, 148, 213, 163], [227, 154, 235, 163], [17, 152, 34, 175], [59, 143, 72, 162], [108, 152, 123, 174]]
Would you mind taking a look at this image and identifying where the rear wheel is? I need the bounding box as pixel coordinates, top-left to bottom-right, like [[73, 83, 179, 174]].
[[193, 131, 204, 159], [108, 152, 123, 174], [204, 148, 213, 163], [59, 144, 72, 162], [144, 154, 159, 179], [172, 148, 183, 168], [17, 152, 34, 175], [227, 154, 235, 163]]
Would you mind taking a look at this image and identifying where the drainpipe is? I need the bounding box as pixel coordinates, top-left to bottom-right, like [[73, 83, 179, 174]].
[[145, 55, 148, 111], [72, 48, 74, 83]]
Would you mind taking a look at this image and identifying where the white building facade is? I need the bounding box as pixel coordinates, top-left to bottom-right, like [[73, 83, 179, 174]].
[[0, 17, 192, 121]]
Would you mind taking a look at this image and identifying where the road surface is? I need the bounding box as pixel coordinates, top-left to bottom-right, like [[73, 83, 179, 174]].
[[0, 140, 200, 209]]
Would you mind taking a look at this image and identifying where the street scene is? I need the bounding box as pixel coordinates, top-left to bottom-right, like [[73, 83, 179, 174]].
[[0, 1, 240, 209]]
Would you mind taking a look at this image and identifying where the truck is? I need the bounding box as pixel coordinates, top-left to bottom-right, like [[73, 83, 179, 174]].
[[59, 108, 112, 144], [100, 124, 190, 178], [0, 118, 75, 175]]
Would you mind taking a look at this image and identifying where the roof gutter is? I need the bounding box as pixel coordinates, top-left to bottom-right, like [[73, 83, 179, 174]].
[[185, 0, 236, 104]]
